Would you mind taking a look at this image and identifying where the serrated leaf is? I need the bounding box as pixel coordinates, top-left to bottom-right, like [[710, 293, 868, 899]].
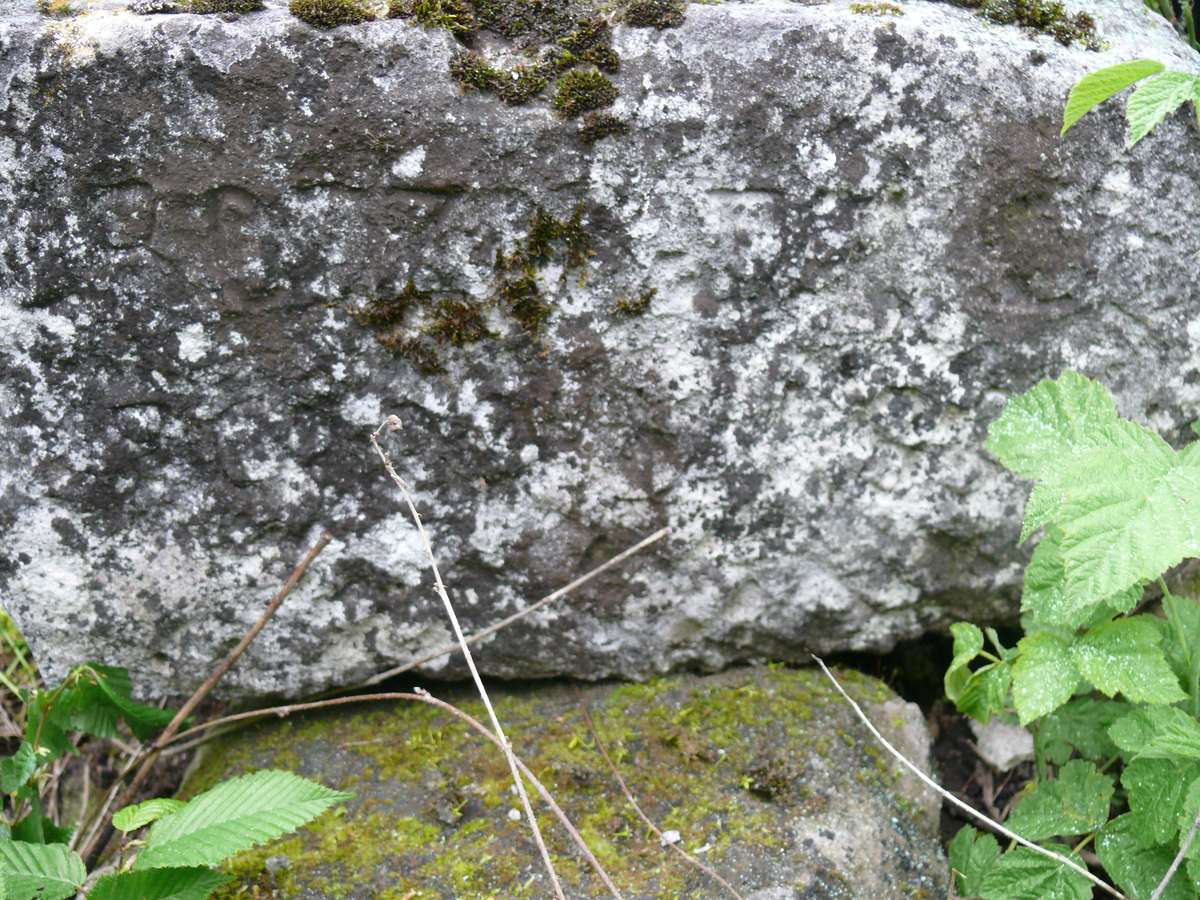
[[978, 845, 1092, 900], [11, 795, 73, 847], [1162, 593, 1200, 701], [1035, 698, 1126, 766], [1126, 71, 1200, 146], [1110, 706, 1182, 760], [1071, 617, 1186, 705], [946, 622, 986, 704], [957, 662, 1012, 725], [1122, 758, 1200, 847], [113, 798, 188, 833], [0, 744, 36, 795], [1021, 529, 1142, 629], [949, 825, 1001, 897], [88, 866, 231, 900], [1061, 59, 1165, 135], [1135, 705, 1200, 760], [985, 372, 1121, 482], [1057, 440, 1200, 605], [1097, 813, 1194, 900], [1006, 760, 1113, 841], [1012, 632, 1078, 725], [135, 770, 352, 870], [0, 840, 85, 900], [82, 664, 176, 741]]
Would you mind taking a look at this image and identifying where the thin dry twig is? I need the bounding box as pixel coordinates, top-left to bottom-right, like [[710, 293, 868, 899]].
[[370, 416, 563, 899], [79, 532, 332, 865], [355, 525, 671, 689], [1151, 811, 1200, 900], [163, 689, 622, 896], [811, 655, 1126, 900], [577, 693, 744, 900]]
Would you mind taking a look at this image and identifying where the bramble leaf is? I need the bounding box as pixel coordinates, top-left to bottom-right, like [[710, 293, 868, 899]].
[[1126, 71, 1200, 147], [1136, 705, 1200, 760], [1071, 617, 1185, 705], [949, 825, 1000, 897], [0, 839, 85, 900], [113, 798, 188, 834], [1061, 59, 1165, 135], [946, 622, 985, 703], [1109, 706, 1182, 760], [1035, 698, 1126, 766], [958, 662, 1012, 725], [1021, 529, 1141, 629], [1096, 814, 1194, 900], [1122, 758, 1200, 847], [1012, 632, 1078, 725], [1006, 760, 1113, 841], [0, 744, 37, 795], [135, 770, 352, 870], [978, 845, 1092, 900], [88, 866, 231, 900]]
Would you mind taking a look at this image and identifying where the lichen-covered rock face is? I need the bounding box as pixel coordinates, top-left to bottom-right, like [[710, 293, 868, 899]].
[[181, 666, 949, 898], [2, 0, 1199, 699]]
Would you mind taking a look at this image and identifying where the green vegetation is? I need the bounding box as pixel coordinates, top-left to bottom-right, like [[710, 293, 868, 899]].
[[611, 287, 656, 316], [389, 0, 477, 40], [957, 0, 1100, 48], [0, 662, 348, 898], [578, 111, 630, 143], [186, 0, 267, 12], [37, 0, 75, 16], [288, 0, 375, 28], [623, 0, 687, 28], [1062, 59, 1200, 147], [849, 1, 904, 15], [946, 372, 1200, 899], [552, 69, 619, 117]]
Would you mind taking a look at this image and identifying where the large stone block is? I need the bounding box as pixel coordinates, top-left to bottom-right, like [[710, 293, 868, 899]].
[[2, 0, 1198, 698]]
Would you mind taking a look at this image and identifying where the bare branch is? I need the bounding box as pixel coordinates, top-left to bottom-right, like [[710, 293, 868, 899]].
[[812, 655, 1125, 900], [577, 693, 744, 899], [1151, 811, 1200, 900], [370, 416, 564, 899]]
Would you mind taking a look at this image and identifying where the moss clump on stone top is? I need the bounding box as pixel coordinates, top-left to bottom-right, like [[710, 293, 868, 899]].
[[611, 287, 655, 316], [578, 111, 630, 143], [623, 0, 686, 28], [448, 51, 556, 104], [956, 0, 1100, 47], [187, 0, 266, 11], [850, 1, 904, 14], [37, 0, 75, 16], [552, 69, 619, 117], [389, 0, 477, 41], [289, 0, 374, 28]]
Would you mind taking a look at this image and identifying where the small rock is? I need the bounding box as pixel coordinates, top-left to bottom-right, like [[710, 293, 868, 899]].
[[264, 855, 291, 874], [660, 829, 681, 846], [506, 807, 521, 822], [969, 717, 1034, 771]]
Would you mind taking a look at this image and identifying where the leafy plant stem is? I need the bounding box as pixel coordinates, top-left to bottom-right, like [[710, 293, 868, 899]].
[[1150, 810, 1200, 900], [1072, 832, 1095, 854], [814, 654, 1126, 899], [79, 532, 332, 868]]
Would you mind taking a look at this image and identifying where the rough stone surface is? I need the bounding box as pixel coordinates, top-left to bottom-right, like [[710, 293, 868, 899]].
[[2, 0, 1199, 698], [182, 666, 949, 898]]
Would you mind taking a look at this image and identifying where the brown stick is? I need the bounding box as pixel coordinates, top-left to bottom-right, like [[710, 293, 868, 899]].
[[353, 525, 670, 689], [577, 694, 745, 900], [159, 689, 622, 896], [79, 532, 331, 865]]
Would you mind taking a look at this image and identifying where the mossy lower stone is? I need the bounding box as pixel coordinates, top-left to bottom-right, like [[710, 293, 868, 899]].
[[182, 666, 948, 897]]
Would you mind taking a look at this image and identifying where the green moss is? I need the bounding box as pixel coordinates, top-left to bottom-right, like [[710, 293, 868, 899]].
[[288, 0, 374, 28], [611, 287, 655, 316], [623, 0, 686, 28], [850, 1, 904, 13], [958, 0, 1100, 47], [186, 0, 266, 12], [390, 0, 477, 39], [552, 69, 619, 117], [38, 0, 75, 16], [578, 111, 630, 144], [448, 51, 554, 105]]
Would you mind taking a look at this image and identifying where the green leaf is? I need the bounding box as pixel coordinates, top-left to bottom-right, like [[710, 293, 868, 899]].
[[1021, 530, 1142, 629], [1071, 617, 1186, 705], [1162, 593, 1200, 699], [1061, 59, 1165, 135], [0, 744, 37, 795], [1035, 698, 1126, 766], [1110, 706, 1183, 760], [1005, 760, 1113, 841], [958, 662, 1012, 725], [24, 691, 77, 762], [1096, 813, 1194, 900], [81, 664, 176, 741], [11, 796, 73, 846], [949, 825, 1001, 897], [1122, 758, 1200, 847], [1012, 632, 1078, 725], [1126, 71, 1200, 146], [978, 846, 1092, 900], [985, 372, 1121, 482], [1136, 705, 1200, 760], [88, 867, 231, 900], [113, 798, 188, 833], [135, 770, 352, 870], [946, 622, 985, 703], [1057, 441, 1200, 604], [0, 840, 85, 900]]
